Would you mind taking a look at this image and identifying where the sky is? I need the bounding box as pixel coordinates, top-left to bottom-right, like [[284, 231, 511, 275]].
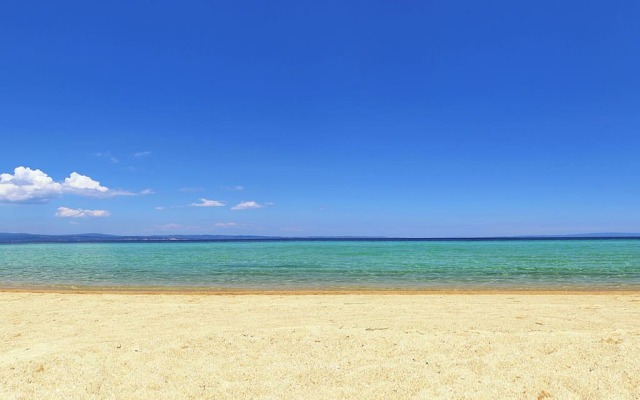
[[1, 0, 639, 237]]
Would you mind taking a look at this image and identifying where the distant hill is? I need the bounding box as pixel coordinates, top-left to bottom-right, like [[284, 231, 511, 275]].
[[0, 233, 277, 243], [1, 232, 639, 243], [519, 233, 640, 238]]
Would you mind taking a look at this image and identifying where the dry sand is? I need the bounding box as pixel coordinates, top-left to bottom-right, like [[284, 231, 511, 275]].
[[1, 291, 640, 399]]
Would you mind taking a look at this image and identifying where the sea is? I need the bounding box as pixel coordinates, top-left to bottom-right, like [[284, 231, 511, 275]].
[[1, 239, 639, 291]]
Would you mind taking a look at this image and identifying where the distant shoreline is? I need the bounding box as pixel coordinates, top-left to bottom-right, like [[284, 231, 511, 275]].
[[2, 234, 640, 244]]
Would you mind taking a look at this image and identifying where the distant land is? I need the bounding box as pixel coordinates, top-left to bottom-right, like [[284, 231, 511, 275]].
[[0, 232, 639, 243]]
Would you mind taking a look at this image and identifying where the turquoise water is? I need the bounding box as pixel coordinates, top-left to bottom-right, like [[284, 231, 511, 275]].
[[1, 240, 639, 290]]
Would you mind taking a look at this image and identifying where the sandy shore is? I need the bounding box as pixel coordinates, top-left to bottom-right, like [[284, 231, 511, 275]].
[[2, 292, 639, 399]]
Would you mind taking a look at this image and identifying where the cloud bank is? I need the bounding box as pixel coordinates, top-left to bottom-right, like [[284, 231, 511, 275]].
[[0, 167, 63, 203], [0, 166, 149, 203], [231, 201, 263, 210], [63, 172, 109, 194], [190, 198, 225, 207], [56, 207, 110, 218]]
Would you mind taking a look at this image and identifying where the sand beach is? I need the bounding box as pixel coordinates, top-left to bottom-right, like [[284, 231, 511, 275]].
[[1, 291, 639, 399]]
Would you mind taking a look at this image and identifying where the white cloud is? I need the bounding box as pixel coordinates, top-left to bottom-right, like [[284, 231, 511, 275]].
[[191, 198, 225, 207], [62, 172, 109, 194], [155, 206, 166, 211], [134, 151, 151, 158], [231, 201, 263, 210], [215, 222, 238, 227], [55, 207, 110, 218], [0, 166, 148, 203], [0, 167, 63, 203], [224, 185, 245, 191]]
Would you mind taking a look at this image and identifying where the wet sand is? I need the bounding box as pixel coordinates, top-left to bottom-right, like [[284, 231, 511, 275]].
[[2, 291, 640, 399]]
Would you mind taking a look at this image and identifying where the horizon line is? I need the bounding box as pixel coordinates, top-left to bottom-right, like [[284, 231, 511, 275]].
[[1, 231, 640, 243]]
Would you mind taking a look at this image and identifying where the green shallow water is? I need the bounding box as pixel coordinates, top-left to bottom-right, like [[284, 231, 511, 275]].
[[1, 240, 640, 290]]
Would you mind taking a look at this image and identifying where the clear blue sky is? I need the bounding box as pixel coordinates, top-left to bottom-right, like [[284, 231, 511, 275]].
[[1, 0, 639, 237]]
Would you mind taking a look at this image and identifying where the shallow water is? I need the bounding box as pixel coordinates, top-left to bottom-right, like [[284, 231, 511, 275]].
[[1, 240, 639, 290]]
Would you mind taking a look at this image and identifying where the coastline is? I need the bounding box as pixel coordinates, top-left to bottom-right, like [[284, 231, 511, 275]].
[[3, 291, 640, 398], [2, 286, 640, 295]]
